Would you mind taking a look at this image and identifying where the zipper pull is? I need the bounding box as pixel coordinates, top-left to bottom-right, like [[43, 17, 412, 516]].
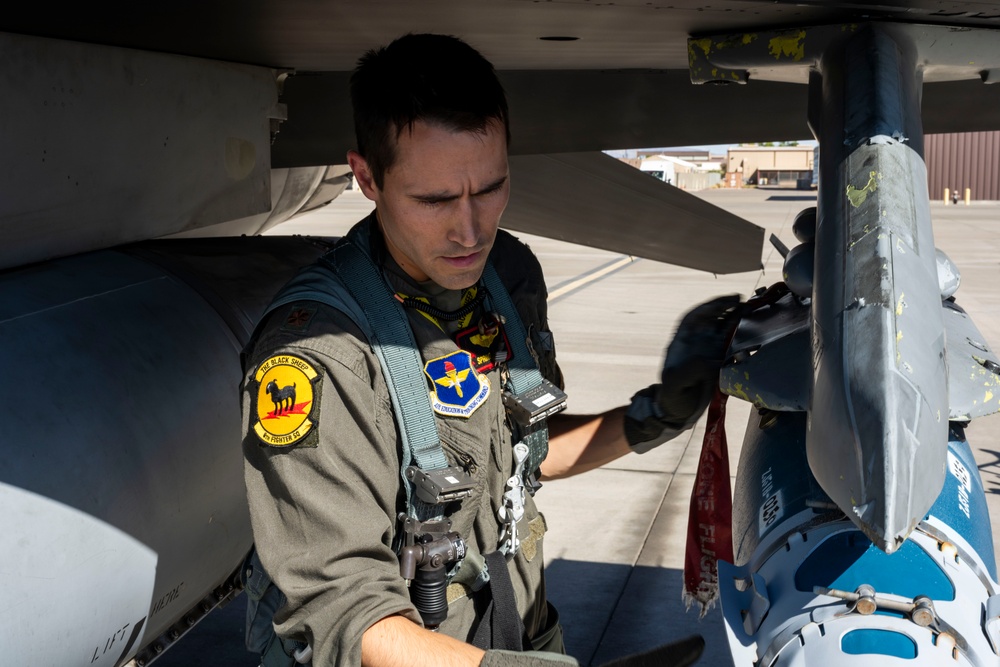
[[458, 452, 479, 475]]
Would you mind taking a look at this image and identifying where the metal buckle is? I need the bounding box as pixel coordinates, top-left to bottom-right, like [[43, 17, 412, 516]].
[[405, 465, 475, 504], [502, 378, 568, 428]]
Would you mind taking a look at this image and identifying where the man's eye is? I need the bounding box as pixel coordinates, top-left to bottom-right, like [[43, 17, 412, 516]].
[[479, 182, 508, 198]]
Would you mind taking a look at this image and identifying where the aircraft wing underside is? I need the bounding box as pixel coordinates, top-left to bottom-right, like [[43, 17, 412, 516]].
[[5, 2, 1000, 268]]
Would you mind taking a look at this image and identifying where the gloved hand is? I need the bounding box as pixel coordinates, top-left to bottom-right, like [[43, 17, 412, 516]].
[[624, 295, 741, 453]]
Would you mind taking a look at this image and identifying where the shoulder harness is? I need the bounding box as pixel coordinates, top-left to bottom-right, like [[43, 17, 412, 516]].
[[263, 219, 563, 536], [243, 219, 565, 661]]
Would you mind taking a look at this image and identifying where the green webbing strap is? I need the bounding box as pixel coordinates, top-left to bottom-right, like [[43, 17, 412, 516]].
[[320, 241, 448, 520], [327, 243, 446, 471], [481, 263, 544, 395], [480, 263, 550, 475]]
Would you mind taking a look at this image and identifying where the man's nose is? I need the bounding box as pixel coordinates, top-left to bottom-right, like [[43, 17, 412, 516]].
[[448, 199, 480, 248]]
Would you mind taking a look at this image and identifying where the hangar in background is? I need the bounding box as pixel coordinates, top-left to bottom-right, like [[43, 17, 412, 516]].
[[621, 131, 1000, 200], [724, 133, 1000, 199], [925, 131, 1000, 201], [725, 145, 814, 188]]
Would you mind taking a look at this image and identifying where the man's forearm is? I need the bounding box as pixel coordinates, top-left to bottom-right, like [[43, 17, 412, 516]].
[[362, 615, 485, 667], [539, 407, 633, 480]]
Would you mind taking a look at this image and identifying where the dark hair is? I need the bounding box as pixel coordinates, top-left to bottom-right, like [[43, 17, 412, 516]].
[[350, 33, 510, 188]]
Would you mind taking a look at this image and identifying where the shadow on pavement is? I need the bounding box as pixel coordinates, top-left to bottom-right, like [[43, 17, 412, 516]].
[[546, 560, 726, 667]]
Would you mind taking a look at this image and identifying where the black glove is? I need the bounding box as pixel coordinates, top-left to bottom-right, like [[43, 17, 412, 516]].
[[625, 295, 741, 453]]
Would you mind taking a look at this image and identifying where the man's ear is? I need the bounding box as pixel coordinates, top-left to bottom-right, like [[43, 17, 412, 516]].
[[347, 150, 379, 201]]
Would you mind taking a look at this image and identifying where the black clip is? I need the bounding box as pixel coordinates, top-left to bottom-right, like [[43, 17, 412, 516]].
[[502, 378, 568, 428], [405, 465, 475, 504]]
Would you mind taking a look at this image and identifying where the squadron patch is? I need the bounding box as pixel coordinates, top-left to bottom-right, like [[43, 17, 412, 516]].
[[424, 350, 490, 418], [252, 354, 320, 448]]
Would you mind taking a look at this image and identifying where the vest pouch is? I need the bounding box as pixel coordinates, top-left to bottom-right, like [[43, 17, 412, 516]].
[[529, 601, 566, 654]]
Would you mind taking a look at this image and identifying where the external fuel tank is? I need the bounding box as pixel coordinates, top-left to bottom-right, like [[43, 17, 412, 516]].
[[0, 236, 329, 666]]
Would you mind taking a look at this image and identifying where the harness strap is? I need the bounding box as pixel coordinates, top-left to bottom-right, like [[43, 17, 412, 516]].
[[322, 240, 447, 521], [472, 551, 531, 651], [325, 241, 446, 472], [259, 258, 437, 520], [481, 263, 542, 395], [481, 263, 550, 476]]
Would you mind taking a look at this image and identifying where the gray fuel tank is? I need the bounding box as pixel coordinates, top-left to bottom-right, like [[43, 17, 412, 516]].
[[0, 236, 328, 666]]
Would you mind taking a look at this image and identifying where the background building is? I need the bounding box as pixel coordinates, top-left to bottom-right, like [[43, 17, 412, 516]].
[[726, 145, 814, 187], [925, 131, 1000, 201], [623, 152, 725, 190], [616, 133, 1000, 199]]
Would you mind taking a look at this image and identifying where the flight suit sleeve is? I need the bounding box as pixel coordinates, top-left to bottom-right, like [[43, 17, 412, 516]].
[[242, 313, 421, 667]]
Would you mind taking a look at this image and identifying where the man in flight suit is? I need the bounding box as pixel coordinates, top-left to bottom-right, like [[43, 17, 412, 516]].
[[242, 33, 736, 667]]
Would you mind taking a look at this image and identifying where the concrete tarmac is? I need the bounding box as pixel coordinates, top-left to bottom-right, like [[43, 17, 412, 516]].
[[154, 186, 1000, 666]]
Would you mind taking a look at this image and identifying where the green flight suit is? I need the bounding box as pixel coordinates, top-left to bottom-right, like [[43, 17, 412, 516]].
[[243, 217, 564, 667]]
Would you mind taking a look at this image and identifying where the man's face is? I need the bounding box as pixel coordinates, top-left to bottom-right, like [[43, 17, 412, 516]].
[[349, 119, 509, 290]]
